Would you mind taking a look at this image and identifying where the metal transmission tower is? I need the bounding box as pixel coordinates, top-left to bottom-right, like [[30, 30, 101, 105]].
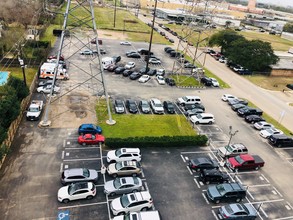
[[171, 0, 217, 82], [40, 0, 115, 127]]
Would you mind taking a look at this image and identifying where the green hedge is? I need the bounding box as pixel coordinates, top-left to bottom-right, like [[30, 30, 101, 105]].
[[105, 135, 208, 148]]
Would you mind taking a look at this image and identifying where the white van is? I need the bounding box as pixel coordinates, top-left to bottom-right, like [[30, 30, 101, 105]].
[[177, 96, 201, 105], [102, 57, 114, 69], [39, 62, 68, 80], [113, 211, 161, 220]]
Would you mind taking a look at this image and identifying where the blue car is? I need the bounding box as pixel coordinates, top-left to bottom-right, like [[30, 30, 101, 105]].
[[78, 124, 102, 135]]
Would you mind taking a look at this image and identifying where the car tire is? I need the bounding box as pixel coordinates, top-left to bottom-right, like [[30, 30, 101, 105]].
[[118, 212, 125, 216], [132, 173, 137, 177], [141, 207, 148, 211], [62, 199, 70, 203], [195, 121, 199, 125], [255, 166, 260, 170], [235, 198, 242, 202], [86, 195, 93, 200], [82, 143, 86, 146], [215, 199, 220, 204], [205, 181, 210, 184], [113, 174, 118, 178], [208, 121, 213, 124], [110, 192, 116, 197]]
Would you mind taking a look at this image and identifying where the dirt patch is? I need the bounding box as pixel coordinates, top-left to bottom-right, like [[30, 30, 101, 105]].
[[98, 30, 128, 40]]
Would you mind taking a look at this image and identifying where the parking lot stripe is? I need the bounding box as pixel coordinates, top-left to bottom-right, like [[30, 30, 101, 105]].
[[61, 151, 64, 159], [141, 169, 145, 178], [246, 190, 255, 200], [286, 201, 293, 210], [63, 158, 101, 162], [250, 198, 284, 205], [65, 146, 100, 150], [247, 184, 271, 188], [193, 178, 200, 189], [60, 163, 63, 172], [260, 174, 270, 183], [201, 192, 209, 204], [235, 175, 242, 184], [63, 140, 65, 148], [211, 210, 219, 220], [95, 184, 104, 187], [272, 186, 283, 197], [58, 201, 108, 210], [186, 166, 193, 175], [181, 150, 213, 154], [180, 154, 186, 162], [275, 216, 293, 220]]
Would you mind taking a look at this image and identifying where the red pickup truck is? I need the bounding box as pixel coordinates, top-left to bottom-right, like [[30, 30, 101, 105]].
[[226, 154, 265, 172]]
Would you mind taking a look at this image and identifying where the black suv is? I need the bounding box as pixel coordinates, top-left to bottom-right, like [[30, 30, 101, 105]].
[[200, 77, 213, 86], [206, 182, 246, 204], [165, 78, 176, 86], [268, 134, 293, 148], [199, 169, 229, 184], [163, 101, 175, 114], [237, 107, 263, 117]]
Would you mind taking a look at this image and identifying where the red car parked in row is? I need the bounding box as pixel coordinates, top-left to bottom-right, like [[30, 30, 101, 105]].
[[78, 134, 105, 145]]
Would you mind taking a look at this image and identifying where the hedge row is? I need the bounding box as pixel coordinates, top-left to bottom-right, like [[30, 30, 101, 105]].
[[105, 135, 208, 148]]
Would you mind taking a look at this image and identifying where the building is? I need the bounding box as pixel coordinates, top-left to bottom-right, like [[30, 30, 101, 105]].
[[270, 52, 293, 77], [228, 0, 264, 14]]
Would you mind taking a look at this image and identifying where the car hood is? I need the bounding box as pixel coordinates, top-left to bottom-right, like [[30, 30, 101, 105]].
[[58, 186, 69, 198], [218, 147, 228, 156], [89, 169, 98, 180], [142, 107, 150, 112], [227, 157, 240, 167], [104, 180, 116, 193], [107, 150, 116, 160], [107, 163, 117, 174], [115, 106, 124, 111], [111, 197, 124, 212], [207, 185, 221, 198], [27, 112, 41, 117]]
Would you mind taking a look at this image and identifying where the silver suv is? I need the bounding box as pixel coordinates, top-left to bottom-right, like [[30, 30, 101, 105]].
[[217, 143, 248, 159], [150, 98, 164, 114], [61, 168, 98, 185]]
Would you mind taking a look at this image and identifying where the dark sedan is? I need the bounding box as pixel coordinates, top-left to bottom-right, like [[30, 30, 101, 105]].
[[165, 78, 176, 86], [114, 67, 125, 74], [122, 70, 133, 77], [125, 99, 138, 114], [127, 53, 141, 58], [163, 101, 175, 114], [245, 115, 265, 124], [129, 72, 141, 80], [188, 157, 219, 172], [228, 98, 248, 106], [231, 103, 246, 111]]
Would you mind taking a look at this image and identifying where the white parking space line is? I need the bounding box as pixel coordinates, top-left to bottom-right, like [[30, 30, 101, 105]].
[[63, 139, 66, 148], [181, 150, 214, 154], [186, 166, 193, 175], [272, 186, 283, 197], [60, 163, 63, 172], [63, 157, 101, 162], [235, 175, 242, 184], [259, 206, 268, 218], [141, 169, 145, 178], [211, 210, 219, 220], [61, 151, 65, 159], [58, 201, 108, 210], [180, 154, 186, 163], [185, 156, 189, 161], [246, 190, 255, 200], [260, 174, 270, 183], [144, 182, 149, 191], [202, 192, 209, 204], [95, 184, 104, 187], [67, 141, 71, 145], [247, 184, 271, 188], [250, 198, 284, 205], [193, 178, 200, 189], [275, 216, 293, 220], [65, 146, 100, 150], [286, 202, 293, 210]]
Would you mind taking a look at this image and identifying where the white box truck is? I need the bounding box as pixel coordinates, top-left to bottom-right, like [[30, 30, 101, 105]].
[[102, 57, 115, 70], [26, 100, 44, 121]]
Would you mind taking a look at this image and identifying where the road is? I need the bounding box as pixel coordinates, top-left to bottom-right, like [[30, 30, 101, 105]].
[[136, 12, 293, 133]]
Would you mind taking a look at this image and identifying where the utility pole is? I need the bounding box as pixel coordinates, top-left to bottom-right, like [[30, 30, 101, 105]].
[[18, 44, 27, 86], [114, 0, 117, 27]]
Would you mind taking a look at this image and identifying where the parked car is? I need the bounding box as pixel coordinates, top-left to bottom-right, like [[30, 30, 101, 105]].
[[125, 62, 135, 69], [156, 69, 165, 76], [127, 53, 141, 58], [37, 85, 60, 94], [78, 124, 102, 135], [58, 182, 96, 203], [184, 62, 196, 68], [112, 211, 161, 220], [286, 84, 293, 90], [245, 115, 265, 124], [190, 113, 215, 124], [226, 154, 265, 171], [129, 72, 141, 80], [163, 101, 175, 114], [114, 99, 125, 114], [38, 79, 55, 87], [115, 67, 125, 74], [200, 77, 213, 86], [183, 103, 205, 111], [78, 134, 105, 145], [125, 51, 137, 56], [237, 107, 263, 117], [217, 143, 248, 159], [268, 134, 293, 148], [61, 168, 98, 185], [139, 100, 151, 114], [169, 39, 175, 43], [188, 157, 219, 172], [138, 75, 151, 83], [206, 182, 246, 204], [112, 56, 121, 63], [80, 49, 93, 55], [218, 203, 257, 220], [156, 75, 165, 85], [184, 108, 204, 117], [165, 77, 176, 86], [125, 99, 138, 113], [231, 103, 246, 111], [107, 65, 118, 72], [178, 96, 201, 106], [123, 70, 133, 77], [120, 41, 131, 45], [228, 98, 248, 106], [107, 148, 141, 163], [164, 47, 172, 52], [259, 128, 283, 138], [139, 67, 150, 74], [238, 69, 252, 75], [110, 191, 153, 216], [150, 98, 164, 114], [104, 177, 143, 196], [107, 161, 142, 177], [149, 58, 161, 64], [210, 78, 219, 87], [221, 94, 237, 102], [253, 121, 274, 130], [199, 169, 229, 184], [137, 49, 153, 55]]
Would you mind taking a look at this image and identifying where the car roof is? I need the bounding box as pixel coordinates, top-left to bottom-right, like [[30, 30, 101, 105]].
[[151, 98, 162, 103], [192, 157, 212, 164], [128, 191, 151, 202], [64, 168, 85, 176], [230, 143, 247, 150], [199, 113, 214, 117], [121, 161, 139, 167], [121, 148, 140, 154]]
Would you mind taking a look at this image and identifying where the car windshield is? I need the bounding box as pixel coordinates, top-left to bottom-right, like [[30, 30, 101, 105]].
[[142, 102, 148, 107], [68, 184, 78, 195], [225, 145, 234, 153], [120, 194, 130, 208], [155, 103, 163, 107], [30, 107, 39, 112], [235, 156, 244, 164], [115, 149, 122, 157], [224, 205, 234, 214], [182, 96, 188, 101], [83, 168, 90, 177], [113, 178, 122, 188], [216, 185, 227, 195], [115, 162, 123, 170], [196, 114, 203, 119]]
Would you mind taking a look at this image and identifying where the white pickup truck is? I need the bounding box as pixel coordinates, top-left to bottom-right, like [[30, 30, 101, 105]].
[[26, 100, 44, 121]]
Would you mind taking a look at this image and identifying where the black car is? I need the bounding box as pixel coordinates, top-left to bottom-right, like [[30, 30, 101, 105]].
[[170, 51, 183, 58], [268, 134, 293, 148], [122, 69, 133, 77], [127, 53, 141, 58], [144, 55, 160, 61], [237, 107, 263, 117], [165, 78, 176, 86], [147, 69, 157, 76], [165, 48, 175, 54], [125, 99, 138, 114], [169, 39, 175, 43], [228, 98, 248, 106], [114, 67, 125, 74], [183, 103, 205, 111], [199, 169, 229, 184], [163, 101, 175, 114], [245, 115, 265, 123], [107, 65, 118, 72], [188, 157, 219, 172], [184, 108, 204, 117], [138, 49, 153, 55], [164, 47, 172, 52], [286, 84, 293, 90], [139, 67, 150, 74], [112, 56, 121, 63], [200, 77, 213, 86], [129, 72, 141, 80], [184, 62, 196, 68], [238, 69, 252, 75], [231, 103, 246, 111]]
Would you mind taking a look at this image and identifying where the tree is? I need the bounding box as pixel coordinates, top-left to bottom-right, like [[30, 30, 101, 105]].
[[208, 30, 245, 53], [6, 76, 29, 100], [283, 22, 293, 33], [225, 39, 279, 71]]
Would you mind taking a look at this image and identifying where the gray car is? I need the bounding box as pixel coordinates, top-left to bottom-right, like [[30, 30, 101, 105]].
[[115, 99, 125, 114], [61, 168, 98, 185], [218, 203, 257, 219], [139, 100, 151, 114], [104, 177, 143, 196]]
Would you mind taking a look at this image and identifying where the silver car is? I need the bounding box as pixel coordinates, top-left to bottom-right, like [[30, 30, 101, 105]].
[[218, 203, 257, 219], [61, 168, 98, 185], [139, 100, 151, 114], [104, 177, 143, 196]]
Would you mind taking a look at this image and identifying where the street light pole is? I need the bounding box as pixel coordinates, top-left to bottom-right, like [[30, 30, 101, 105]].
[[18, 44, 27, 86], [227, 126, 239, 147], [114, 0, 117, 28]]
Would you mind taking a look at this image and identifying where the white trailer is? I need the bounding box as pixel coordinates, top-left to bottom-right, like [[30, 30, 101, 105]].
[[26, 100, 44, 121], [102, 57, 114, 69], [39, 62, 69, 80]]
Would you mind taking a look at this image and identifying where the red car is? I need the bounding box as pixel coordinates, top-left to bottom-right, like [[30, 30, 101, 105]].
[[78, 134, 105, 145]]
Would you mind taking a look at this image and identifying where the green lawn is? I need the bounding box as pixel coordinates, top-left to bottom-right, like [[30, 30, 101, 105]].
[[0, 66, 37, 86], [96, 99, 196, 138], [170, 75, 200, 87]]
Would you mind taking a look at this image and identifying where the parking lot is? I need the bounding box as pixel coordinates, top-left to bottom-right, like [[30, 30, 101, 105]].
[[1, 37, 293, 220]]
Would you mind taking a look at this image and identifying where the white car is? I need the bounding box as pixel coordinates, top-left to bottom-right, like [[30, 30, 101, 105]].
[[58, 182, 96, 203], [110, 191, 153, 216], [80, 49, 93, 55], [221, 94, 237, 102], [107, 148, 141, 163], [150, 98, 164, 114], [120, 41, 132, 46], [190, 113, 215, 124], [37, 85, 60, 94], [218, 57, 226, 63], [254, 121, 274, 130], [210, 78, 219, 87], [156, 75, 165, 85], [125, 62, 135, 69], [259, 128, 283, 138], [149, 58, 161, 64], [112, 211, 161, 220], [138, 75, 150, 83]]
